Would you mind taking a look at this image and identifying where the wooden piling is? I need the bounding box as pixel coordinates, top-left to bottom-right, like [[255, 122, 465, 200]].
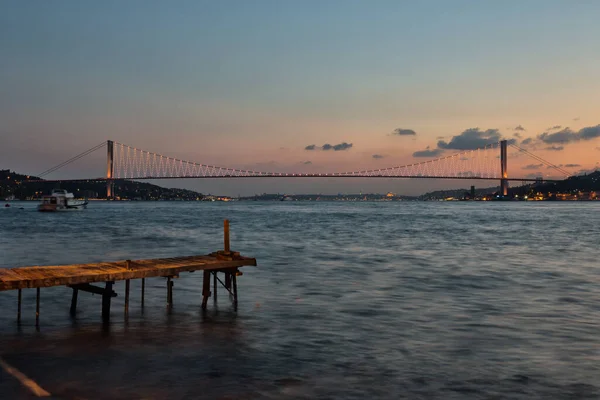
[[124, 279, 130, 315], [232, 272, 238, 310], [35, 288, 40, 326], [201, 270, 210, 309], [70, 288, 79, 316], [167, 277, 173, 308], [17, 289, 21, 322], [141, 278, 145, 308], [213, 272, 217, 303], [102, 281, 113, 322], [224, 219, 230, 253], [225, 272, 231, 291]]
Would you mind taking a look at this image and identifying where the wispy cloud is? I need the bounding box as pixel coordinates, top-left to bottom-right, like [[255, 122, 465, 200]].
[[303, 161, 312, 165], [391, 128, 416, 136], [322, 142, 353, 151], [372, 154, 384, 159], [413, 147, 443, 157], [514, 125, 526, 131], [522, 163, 543, 170], [306, 142, 353, 151], [564, 163, 581, 168], [545, 145, 564, 151], [513, 132, 523, 139], [521, 138, 534, 146], [547, 125, 562, 131]]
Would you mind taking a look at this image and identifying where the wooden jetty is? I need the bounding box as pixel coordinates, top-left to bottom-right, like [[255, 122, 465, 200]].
[[0, 220, 256, 324]]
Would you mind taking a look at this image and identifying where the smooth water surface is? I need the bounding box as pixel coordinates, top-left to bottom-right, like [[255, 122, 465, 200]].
[[1, 201, 599, 399]]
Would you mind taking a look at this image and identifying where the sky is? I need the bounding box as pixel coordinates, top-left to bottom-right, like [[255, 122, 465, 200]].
[[1, 0, 599, 195]]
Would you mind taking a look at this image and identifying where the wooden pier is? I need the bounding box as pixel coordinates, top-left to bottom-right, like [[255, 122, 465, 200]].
[[0, 220, 256, 324]]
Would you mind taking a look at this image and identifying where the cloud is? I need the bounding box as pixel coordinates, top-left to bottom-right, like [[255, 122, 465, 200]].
[[547, 125, 562, 131], [513, 132, 523, 139], [436, 136, 445, 140], [538, 124, 600, 144], [514, 125, 526, 131], [573, 117, 580, 121], [322, 142, 353, 151], [545, 145, 564, 151], [392, 128, 416, 136], [303, 161, 312, 165], [304, 144, 316, 151], [437, 128, 515, 150], [564, 163, 581, 168], [413, 147, 444, 157], [372, 154, 384, 159], [522, 163, 543, 170], [525, 173, 543, 179], [521, 138, 534, 146]]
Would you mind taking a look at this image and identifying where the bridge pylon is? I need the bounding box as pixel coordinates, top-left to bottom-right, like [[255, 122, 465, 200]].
[[106, 140, 114, 199], [500, 139, 508, 196]]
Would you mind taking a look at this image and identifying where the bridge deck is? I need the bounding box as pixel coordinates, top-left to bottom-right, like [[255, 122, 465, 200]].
[[0, 253, 256, 291]]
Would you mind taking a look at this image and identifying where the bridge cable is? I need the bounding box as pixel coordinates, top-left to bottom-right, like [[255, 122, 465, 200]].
[[37, 142, 107, 178], [509, 144, 571, 177]]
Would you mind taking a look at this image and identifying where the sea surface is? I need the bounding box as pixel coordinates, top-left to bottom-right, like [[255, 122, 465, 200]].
[[1, 200, 599, 399]]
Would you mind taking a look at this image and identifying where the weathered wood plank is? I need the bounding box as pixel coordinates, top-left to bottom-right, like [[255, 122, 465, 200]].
[[0, 255, 256, 291]]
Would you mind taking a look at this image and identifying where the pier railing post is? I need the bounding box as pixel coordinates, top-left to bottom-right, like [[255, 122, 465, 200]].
[[141, 278, 145, 308], [232, 271, 238, 311], [167, 277, 173, 309]]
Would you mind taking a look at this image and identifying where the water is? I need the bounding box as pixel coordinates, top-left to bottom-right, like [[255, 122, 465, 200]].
[[1, 201, 600, 399]]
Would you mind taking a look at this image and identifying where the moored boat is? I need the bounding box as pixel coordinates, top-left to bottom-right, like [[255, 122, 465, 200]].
[[38, 189, 88, 212]]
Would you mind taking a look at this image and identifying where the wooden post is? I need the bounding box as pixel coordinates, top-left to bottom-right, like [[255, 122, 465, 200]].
[[224, 219, 230, 254], [141, 278, 145, 308], [232, 272, 238, 311], [213, 272, 217, 303], [201, 270, 210, 309], [124, 280, 130, 315], [35, 288, 40, 326], [17, 289, 22, 322], [225, 272, 231, 291], [102, 281, 113, 322], [70, 288, 79, 316], [167, 277, 173, 308]]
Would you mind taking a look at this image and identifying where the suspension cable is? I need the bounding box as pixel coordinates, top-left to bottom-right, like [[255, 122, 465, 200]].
[[509, 144, 571, 177], [38, 142, 107, 178]]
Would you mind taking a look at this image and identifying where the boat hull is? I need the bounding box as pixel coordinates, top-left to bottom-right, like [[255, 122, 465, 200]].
[[38, 200, 88, 212]]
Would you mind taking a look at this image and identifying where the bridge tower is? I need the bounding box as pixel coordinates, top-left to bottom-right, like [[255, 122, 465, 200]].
[[106, 140, 114, 199], [500, 139, 508, 196]]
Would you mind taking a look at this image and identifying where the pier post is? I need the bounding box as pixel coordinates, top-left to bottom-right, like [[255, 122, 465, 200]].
[[141, 278, 145, 308], [232, 272, 238, 311], [70, 288, 79, 316], [224, 219, 230, 253], [225, 272, 231, 292], [167, 277, 173, 308], [35, 288, 40, 326], [213, 272, 217, 303], [102, 281, 113, 322], [201, 271, 210, 309], [124, 280, 130, 316], [17, 289, 22, 323]]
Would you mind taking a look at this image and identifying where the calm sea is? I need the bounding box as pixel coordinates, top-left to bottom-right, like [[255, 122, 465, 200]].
[[1, 201, 599, 399]]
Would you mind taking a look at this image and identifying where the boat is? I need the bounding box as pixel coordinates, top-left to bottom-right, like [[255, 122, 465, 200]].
[[38, 189, 88, 212]]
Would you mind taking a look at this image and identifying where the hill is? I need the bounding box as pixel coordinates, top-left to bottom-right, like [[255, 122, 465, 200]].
[[0, 169, 204, 200]]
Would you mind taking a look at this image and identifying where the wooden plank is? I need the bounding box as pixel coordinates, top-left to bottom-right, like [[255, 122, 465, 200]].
[[0, 254, 256, 291]]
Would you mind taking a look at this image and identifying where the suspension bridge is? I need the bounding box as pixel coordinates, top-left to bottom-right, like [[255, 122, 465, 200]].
[[30, 139, 570, 198]]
